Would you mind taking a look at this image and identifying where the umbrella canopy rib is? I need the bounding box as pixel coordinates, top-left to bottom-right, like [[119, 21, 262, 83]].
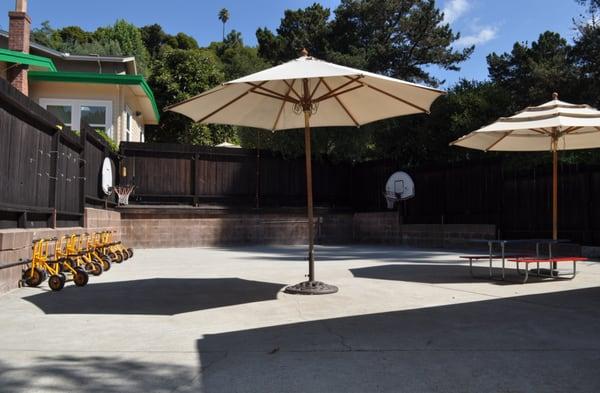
[[359, 79, 430, 114], [313, 76, 363, 102], [247, 83, 299, 104], [197, 81, 267, 123], [272, 80, 295, 130], [321, 78, 359, 127], [486, 131, 513, 151], [283, 79, 303, 101], [310, 78, 324, 100]]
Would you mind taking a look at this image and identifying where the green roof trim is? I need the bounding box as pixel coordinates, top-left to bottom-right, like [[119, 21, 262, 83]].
[[28, 71, 160, 122], [0, 48, 57, 72]]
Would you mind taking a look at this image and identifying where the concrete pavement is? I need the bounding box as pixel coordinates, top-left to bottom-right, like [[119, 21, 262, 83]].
[[0, 245, 599, 392]]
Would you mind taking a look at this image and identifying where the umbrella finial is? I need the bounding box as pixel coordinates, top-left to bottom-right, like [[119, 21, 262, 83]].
[[552, 92, 559, 100], [300, 48, 309, 57]]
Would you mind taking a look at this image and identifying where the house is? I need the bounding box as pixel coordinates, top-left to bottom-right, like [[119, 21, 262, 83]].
[[0, 0, 159, 143]]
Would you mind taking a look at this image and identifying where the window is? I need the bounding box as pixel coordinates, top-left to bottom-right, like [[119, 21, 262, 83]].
[[81, 105, 107, 133], [39, 99, 113, 138], [46, 105, 72, 131]]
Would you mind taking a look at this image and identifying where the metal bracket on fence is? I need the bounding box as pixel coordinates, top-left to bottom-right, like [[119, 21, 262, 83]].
[[47, 150, 59, 157], [76, 176, 87, 180], [29, 157, 35, 163], [78, 158, 87, 164], [45, 172, 58, 180]]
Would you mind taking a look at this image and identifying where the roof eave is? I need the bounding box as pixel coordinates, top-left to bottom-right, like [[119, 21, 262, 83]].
[[29, 71, 160, 123]]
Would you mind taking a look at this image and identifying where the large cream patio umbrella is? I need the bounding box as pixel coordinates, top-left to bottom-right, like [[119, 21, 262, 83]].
[[451, 93, 600, 241], [167, 50, 444, 294]]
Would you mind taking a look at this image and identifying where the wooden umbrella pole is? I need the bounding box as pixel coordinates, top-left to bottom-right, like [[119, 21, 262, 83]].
[[304, 110, 315, 282], [552, 138, 558, 241]]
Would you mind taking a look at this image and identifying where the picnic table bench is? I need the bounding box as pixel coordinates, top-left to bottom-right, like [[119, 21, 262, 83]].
[[509, 256, 587, 283], [460, 255, 587, 283]]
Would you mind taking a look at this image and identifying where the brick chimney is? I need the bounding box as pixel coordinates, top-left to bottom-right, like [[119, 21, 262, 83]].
[[7, 0, 31, 95]]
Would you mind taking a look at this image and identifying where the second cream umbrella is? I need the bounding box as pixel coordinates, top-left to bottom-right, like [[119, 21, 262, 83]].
[[451, 93, 600, 240]]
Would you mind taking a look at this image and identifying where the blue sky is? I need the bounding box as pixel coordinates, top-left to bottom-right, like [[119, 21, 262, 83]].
[[0, 0, 589, 87]]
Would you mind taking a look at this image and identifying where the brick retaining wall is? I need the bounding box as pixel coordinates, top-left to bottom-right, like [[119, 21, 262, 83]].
[[121, 209, 494, 249]]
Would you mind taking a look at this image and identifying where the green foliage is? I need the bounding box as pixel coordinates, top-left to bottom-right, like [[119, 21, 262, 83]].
[[572, 23, 600, 107], [209, 31, 270, 80], [31, 20, 150, 75], [96, 129, 119, 152], [487, 32, 578, 110], [146, 48, 236, 145], [94, 20, 150, 76], [257, 0, 472, 85]]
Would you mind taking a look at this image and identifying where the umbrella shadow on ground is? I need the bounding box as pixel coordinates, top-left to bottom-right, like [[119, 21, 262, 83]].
[[0, 356, 195, 393], [218, 244, 463, 263], [349, 264, 564, 285], [23, 278, 285, 315], [193, 286, 600, 393]]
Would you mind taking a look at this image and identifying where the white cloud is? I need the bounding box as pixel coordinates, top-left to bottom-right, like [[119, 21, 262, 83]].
[[455, 26, 498, 48], [443, 0, 471, 24]]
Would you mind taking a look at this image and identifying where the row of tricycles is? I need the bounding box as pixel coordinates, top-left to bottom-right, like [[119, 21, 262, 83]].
[[21, 231, 133, 291]]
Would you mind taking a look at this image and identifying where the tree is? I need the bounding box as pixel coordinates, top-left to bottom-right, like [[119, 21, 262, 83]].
[[577, 0, 600, 13], [329, 0, 472, 85], [257, 4, 332, 64], [572, 21, 600, 107], [140, 24, 168, 58], [218, 8, 230, 41], [31, 21, 64, 50], [166, 33, 199, 51], [209, 30, 269, 80], [487, 32, 579, 110], [94, 20, 150, 75], [257, 1, 472, 85], [147, 48, 236, 145]]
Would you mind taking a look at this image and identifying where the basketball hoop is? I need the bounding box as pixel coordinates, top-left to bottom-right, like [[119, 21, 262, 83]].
[[113, 185, 135, 206]]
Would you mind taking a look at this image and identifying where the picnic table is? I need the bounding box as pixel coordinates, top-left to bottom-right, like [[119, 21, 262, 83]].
[[461, 239, 582, 283]]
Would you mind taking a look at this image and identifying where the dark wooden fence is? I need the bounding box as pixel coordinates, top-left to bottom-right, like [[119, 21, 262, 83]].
[[120, 142, 353, 208], [120, 142, 600, 245], [0, 78, 117, 229]]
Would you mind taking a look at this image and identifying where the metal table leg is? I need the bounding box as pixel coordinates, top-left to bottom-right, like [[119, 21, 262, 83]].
[[488, 241, 493, 279], [501, 241, 506, 280]]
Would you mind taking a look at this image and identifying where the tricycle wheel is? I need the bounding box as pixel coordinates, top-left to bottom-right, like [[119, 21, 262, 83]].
[[108, 252, 120, 264], [101, 257, 111, 271], [48, 275, 65, 291], [23, 267, 44, 287], [91, 262, 103, 276], [73, 269, 88, 287], [114, 250, 124, 263], [127, 248, 134, 259]]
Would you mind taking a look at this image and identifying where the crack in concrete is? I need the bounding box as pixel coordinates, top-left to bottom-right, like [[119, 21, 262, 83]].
[[321, 320, 352, 351], [170, 350, 228, 393]]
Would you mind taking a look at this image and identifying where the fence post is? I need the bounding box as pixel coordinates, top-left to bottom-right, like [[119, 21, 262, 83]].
[[79, 127, 87, 226], [48, 129, 60, 228], [192, 152, 199, 206]]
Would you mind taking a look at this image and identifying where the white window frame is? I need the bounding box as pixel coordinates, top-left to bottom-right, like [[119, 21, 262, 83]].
[[39, 98, 113, 138], [125, 105, 133, 142]]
